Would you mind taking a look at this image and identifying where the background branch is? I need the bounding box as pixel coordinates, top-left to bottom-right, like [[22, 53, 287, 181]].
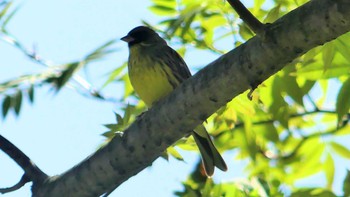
[[0, 135, 48, 185], [0, 174, 30, 194]]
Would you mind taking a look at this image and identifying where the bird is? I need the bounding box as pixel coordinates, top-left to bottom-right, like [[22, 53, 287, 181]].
[[121, 26, 227, 176]]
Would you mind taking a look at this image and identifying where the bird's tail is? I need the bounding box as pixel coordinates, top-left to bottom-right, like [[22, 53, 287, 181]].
[[192, 125, 227, 176]]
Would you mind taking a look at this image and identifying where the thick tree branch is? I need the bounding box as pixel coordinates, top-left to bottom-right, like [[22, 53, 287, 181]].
[[0, 135, 48, 190], [32, 0, 350, 196]]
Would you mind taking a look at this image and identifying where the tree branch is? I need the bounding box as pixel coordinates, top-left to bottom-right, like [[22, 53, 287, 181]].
[[0, 135, 48, 191], [215, 109, 341, 137], [258, 117, 349, 161], [29, 0, 350, 196], [0, 32, 118, 102], [0, 174, 30, 194], [226, 0, 266, 36]]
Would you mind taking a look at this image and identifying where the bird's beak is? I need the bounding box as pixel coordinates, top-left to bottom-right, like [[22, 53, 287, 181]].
[[121, 35, 134, 43]]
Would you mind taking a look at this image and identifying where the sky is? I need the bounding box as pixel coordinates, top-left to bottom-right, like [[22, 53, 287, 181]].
[[0, 0, 349, 197]]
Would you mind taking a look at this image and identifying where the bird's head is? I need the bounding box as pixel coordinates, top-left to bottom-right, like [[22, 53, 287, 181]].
[[121, 26, 165, 47]]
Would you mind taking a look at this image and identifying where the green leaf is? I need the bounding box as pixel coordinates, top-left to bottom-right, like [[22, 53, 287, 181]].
[[101, 130, 116, 139], [253, 177, 270, 197], [270, 76, 289, 128], [123, 104, 134, 125], [2, 95, 11, 118], [121, 74, 134, 99], [56, 62, 81, 90], [253, 0, 265, 13], [343, 170, 350, 197], [149, 5, 176, 16], [115, 113, 123, 126], [296, 63, 349, 80], [335, 36, 350, 63], [28, 85, 34, 103], [167, 146, 184, 161], [238, 23, 254, 40], [336, 77, 350, 123], [300, 80, 315, 95], [101, 63, 127, 89], [13, 90, 22, 115], [330, 141, 350, 159], [85, 39, 117, 62], [104, 124, 118, 130], [256, 123, 279, 142], [281, 74, 304, 106], [291, 188, 336, 197], [263, 5, 280, 23], [0, 1, 12, 20], [324, 154, 335, 189], [1, 4, 20, 29], [322, 42, 336, 71]]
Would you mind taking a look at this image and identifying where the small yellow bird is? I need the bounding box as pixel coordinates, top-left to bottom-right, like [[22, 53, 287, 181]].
[[121, 26, 227, 176]]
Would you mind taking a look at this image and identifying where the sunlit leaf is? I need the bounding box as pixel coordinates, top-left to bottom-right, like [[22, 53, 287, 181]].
[[121, 74, 134, 99], [263, 5, 280, 23], [238, 23, 254, 40], [296, 63, 349, 80], [324, 153, 335, 189], [167, 146, 184, 161], [335, 33, 350, 62], [330, 141, 350, 159], [85, 39, 117, 62], [0, 1, 12, 20], [101, 63, 127, 89], [149, 5, 176, 16], [1, 3, 20, 29], [253, 0, 265, 13]]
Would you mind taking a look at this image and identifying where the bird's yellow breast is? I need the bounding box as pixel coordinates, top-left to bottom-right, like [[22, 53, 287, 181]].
[[128, 53, 178, 107]]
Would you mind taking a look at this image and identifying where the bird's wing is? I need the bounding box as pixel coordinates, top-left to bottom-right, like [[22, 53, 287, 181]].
[[164, 46, 192, 83]]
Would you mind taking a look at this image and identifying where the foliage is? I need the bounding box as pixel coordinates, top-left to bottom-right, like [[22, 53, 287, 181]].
[[144, 0, 350, 196], [1, 0, 350, 196]]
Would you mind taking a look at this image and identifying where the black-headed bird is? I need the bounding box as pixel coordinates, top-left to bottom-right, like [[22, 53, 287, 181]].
[[121, 26, 227, 176]]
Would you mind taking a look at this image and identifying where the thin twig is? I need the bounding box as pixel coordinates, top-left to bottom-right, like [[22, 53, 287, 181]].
[[0, 174, 30, 194], [215, 109, 347, 139], [0, 32, 115, 102]]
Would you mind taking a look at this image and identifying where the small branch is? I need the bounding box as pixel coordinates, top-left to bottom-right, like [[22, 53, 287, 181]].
[[306, 93, 319, 111], [281, 121, 348, 160], [215, 109, 340, 138], [260, 119, 349, 160], [226, 0, 266, 36], [0, 32, 115, 102], [0, 135, 48, 184], [0, 174, 30, 194]]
